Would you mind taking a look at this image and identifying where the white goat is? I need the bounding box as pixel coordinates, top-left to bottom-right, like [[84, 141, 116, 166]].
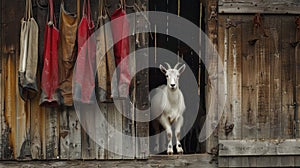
[[151, 62, 186, 155]]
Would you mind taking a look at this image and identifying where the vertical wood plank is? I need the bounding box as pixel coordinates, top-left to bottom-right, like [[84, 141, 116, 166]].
[[281, 16, 295, 139], [30, 96, 42, 159], [227, 15, 242, 140], [45, 107, 59, 159], [0, 0, 3, 158], [107, 103, 122, 159], [241, 15, 258, 139], [60, 107, 69, 159], [4, 47, 17, 159], [95, 103, 108, 160], [205, 0, 219, 154], [81, 105, 96, 160], [296, 17, 300, 138], [267, 14, 282, 168], [228, 157, 242, 167], [256, 19, 271, 140], [269, 16, 282, 139], [217, 15, 226, 141], [122, 99, 135, 159], [68, 107, 81, 159], [0, 72, 2, 158], [135, 0, 149, 159]]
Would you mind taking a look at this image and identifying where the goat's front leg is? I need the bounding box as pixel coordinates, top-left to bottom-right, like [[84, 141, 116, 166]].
[[159, 116, 173, 155], [175, 115, 184, 154]]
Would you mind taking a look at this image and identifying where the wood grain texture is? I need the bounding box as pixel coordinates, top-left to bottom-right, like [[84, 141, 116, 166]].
[[296, 20, 300, 138], [219, 0, 300, 14], [281, 16, 295, 139], [45, 107, 59, 159], [219, 139, 300, 156], [205, 0, 219, 154], [95, 103, 108, 160], [135, 0, 149, 159], [241, 15, 257, 139], [269, 16, 282, 139]]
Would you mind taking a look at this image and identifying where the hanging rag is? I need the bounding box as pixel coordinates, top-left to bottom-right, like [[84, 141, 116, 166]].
[[110, 0, 130, 98], [73, 0, 96, 103], [18, 0, 39, 100], [58, 0, 80, 106], [40, 0, 60, 106], [96, 0, 117, 102]]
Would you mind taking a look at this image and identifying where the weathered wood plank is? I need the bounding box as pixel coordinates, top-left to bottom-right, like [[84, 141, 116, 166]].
[[294, 17, 300, 138], [205, 0, 219, 154], [81, 105, 96, 160], [269, 16, 282, 139], [68, 107, 81, 159], [255, 18, 270, 139], [219, 0, 300, 14], [30, 95, 42, 159], [59, 107, 82, 159], [217, 15, 227, 142], [294, 156, 300, 166], [95, 103, 108, 160], [225, 15, 242, 140], [218, 156, 229, 168], [219, 139, 300, 156], [107, 103, 122, 159], [60, 107, 70, 159], [122, 99, 135, 159], [0, 0, 2, 157], [281, 16, 295, 139], [45, 107, 59, 159], [135, 0, 149, 160], [228, 157, 242, 167], [4, 47, 17, 159], [241, 15, 257, 139]]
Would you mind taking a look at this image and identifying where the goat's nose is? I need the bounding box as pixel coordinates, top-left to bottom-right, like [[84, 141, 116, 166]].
[[171, 84, 175, 87]]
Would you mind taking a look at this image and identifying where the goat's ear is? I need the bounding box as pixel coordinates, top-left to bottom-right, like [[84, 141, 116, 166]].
[[178, 64, 186, 74], [159, 64, 167, 75]]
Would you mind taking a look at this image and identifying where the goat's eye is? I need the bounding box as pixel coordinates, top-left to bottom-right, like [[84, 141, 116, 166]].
[[166, 75, 169, 78]]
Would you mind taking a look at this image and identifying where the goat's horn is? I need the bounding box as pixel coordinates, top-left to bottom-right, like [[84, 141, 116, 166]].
[[164, 62, 171, 69], [174, 62, 181, 69]]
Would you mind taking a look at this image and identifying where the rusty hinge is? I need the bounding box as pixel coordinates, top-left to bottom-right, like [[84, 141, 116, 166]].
[[253, 13, 268, 37], [224, 120, 234, 136], [225, 18, 245, 29], [295, 16, 300, 32], [208, 6, 217, 21]]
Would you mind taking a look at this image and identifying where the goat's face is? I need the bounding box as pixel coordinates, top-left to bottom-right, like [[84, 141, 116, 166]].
[[160, 63, 186, 90]]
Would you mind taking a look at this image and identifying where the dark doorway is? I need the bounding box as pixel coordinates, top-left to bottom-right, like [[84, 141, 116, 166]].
[[148, 0, 206, 154]]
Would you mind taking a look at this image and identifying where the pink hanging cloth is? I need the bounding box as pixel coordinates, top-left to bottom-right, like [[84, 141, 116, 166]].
[[73, 0, 96, 103]]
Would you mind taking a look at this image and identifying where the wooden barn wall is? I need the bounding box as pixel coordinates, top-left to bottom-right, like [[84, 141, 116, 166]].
[[217, 13, 300, 167], [0, 0, 149, 160]]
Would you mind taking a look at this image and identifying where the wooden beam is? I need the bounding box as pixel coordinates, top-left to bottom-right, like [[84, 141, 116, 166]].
[[219, 0, 300, 14], [219, 139, 300, 156]]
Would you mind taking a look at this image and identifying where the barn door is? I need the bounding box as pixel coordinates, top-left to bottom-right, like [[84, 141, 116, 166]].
[[217, 1, 300, 166]]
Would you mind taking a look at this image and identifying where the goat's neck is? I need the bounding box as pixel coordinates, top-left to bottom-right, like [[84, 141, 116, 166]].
[[167, 88, 179, 104]]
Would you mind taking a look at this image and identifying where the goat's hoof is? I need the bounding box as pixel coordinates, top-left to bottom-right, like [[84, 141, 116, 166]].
[[167, 151, 173, 155], [176, 147, 184, 154], [167, 148, 173, 155]]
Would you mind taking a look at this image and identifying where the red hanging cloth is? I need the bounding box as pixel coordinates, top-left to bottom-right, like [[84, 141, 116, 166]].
[[111, 4, 130, 97], [40, 0, 60, 106], [73, 0, 96, 103]]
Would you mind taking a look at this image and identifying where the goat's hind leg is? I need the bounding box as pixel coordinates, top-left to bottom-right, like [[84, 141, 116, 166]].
[[175, 116, 184, 154]]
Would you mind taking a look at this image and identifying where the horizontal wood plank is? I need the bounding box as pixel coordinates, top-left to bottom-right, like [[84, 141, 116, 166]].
[[219, 139, 300, 156], [219, 0, 300, 14]]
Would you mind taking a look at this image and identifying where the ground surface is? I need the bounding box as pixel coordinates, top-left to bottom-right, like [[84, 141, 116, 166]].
[[0, 154, 216, 168]]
